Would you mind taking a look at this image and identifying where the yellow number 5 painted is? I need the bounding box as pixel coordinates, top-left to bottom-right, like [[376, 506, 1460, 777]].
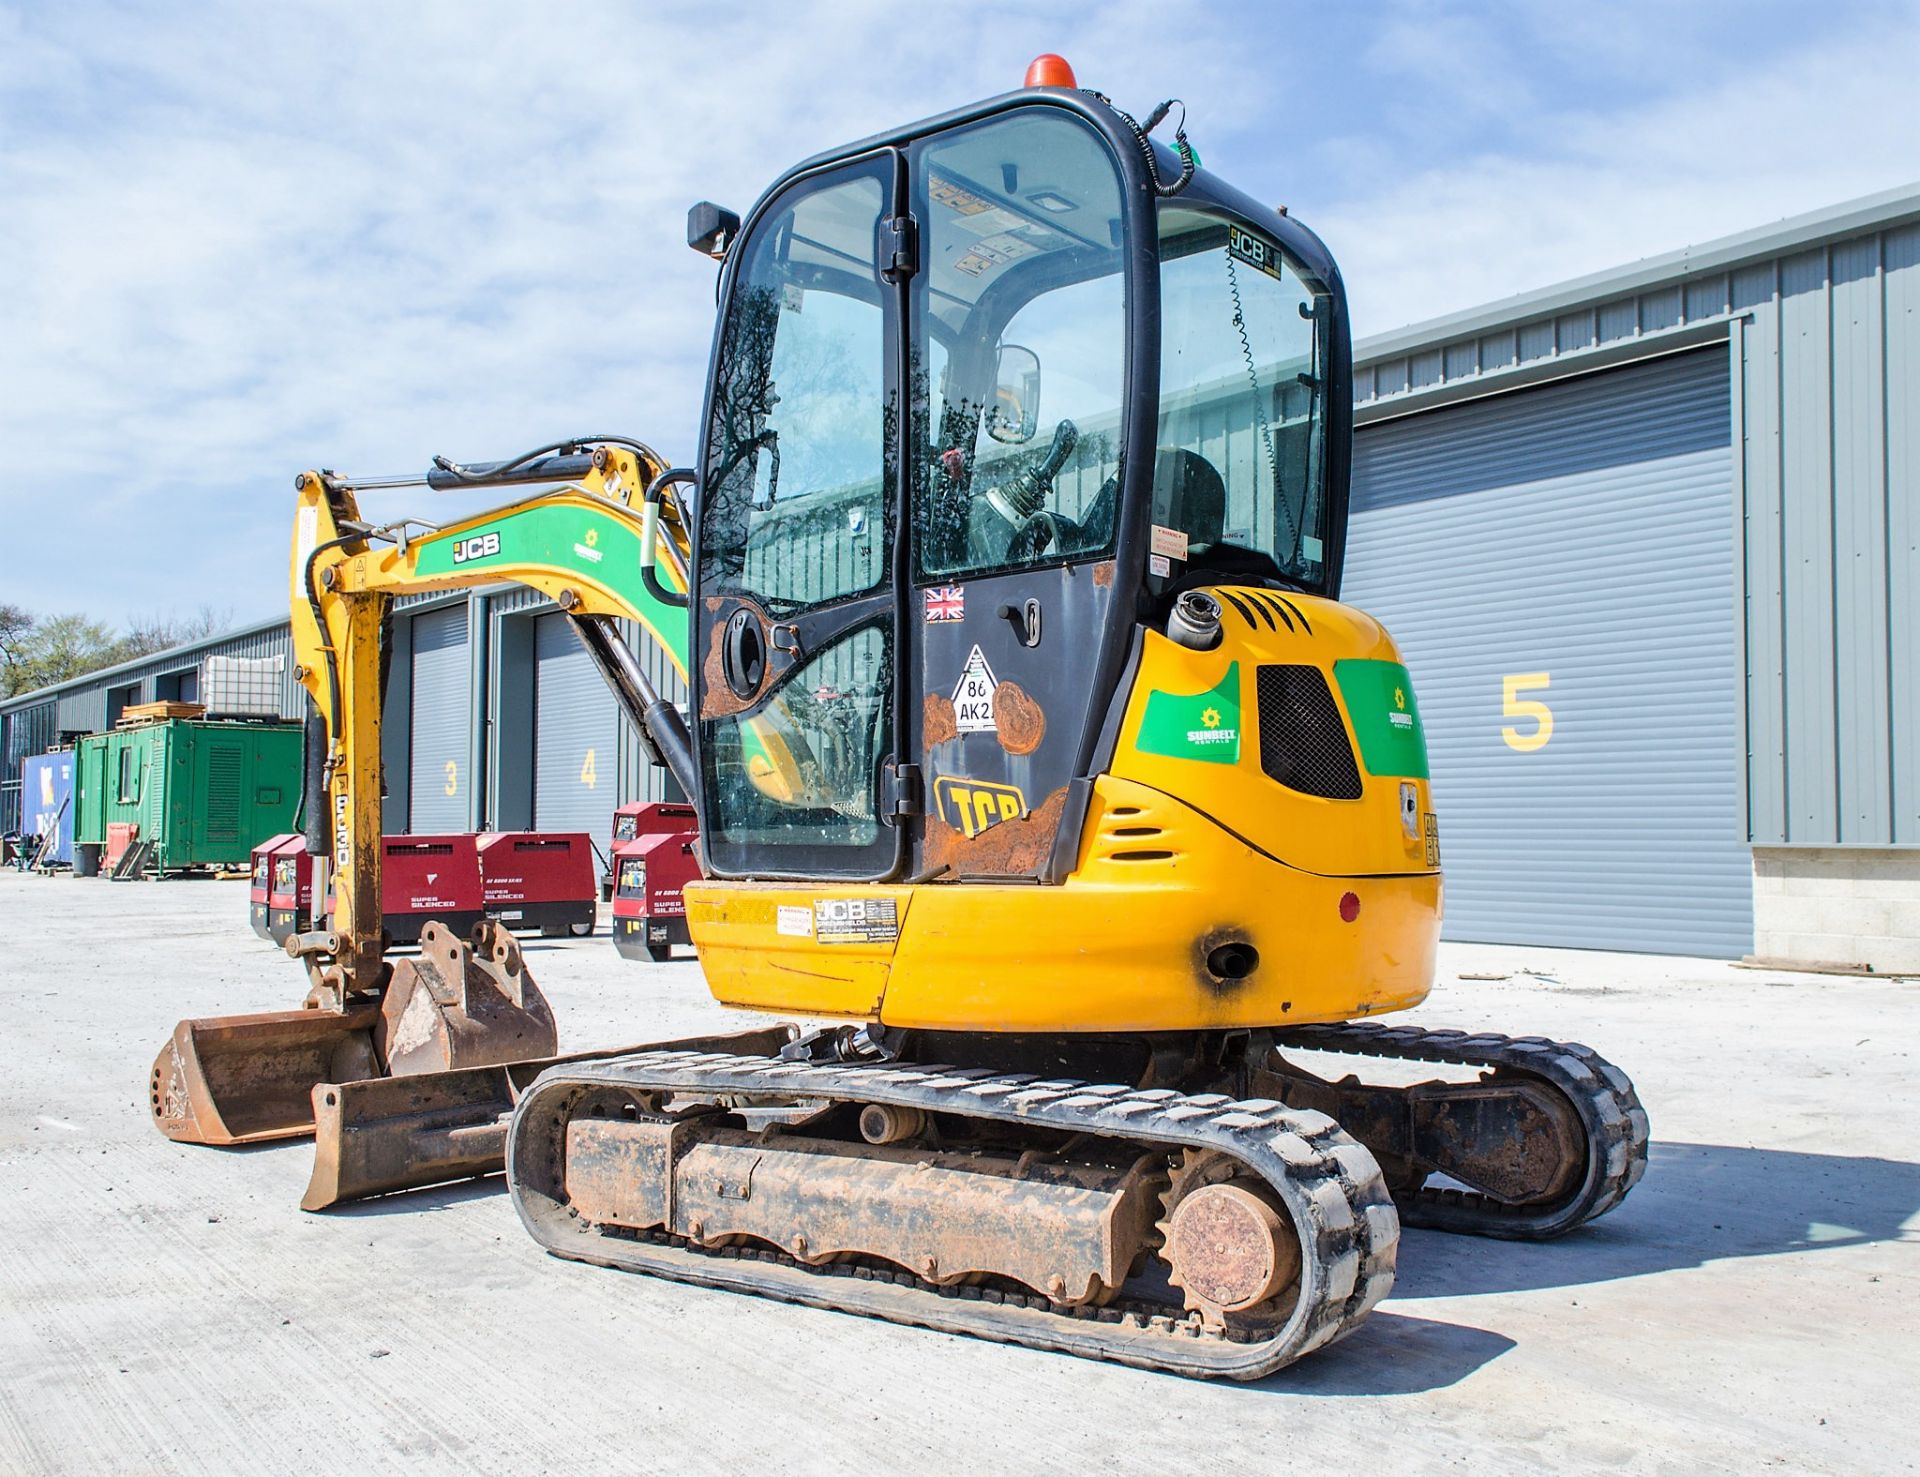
[[580, 748, 598, 788], [1502, 673, 1553, 752], [443, 759, 459, 796]]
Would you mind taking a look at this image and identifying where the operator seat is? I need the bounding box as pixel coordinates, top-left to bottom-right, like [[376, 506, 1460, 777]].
[[1152, 447, 1225, 555], [1073, 447, 1226, 557]]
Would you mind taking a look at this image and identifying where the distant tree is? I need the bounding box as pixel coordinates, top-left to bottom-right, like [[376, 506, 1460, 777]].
[[0, 602, 34, 697], [12, 614, 124, 693], [0, 603, 237, 698], [119, 604, 235, 660]]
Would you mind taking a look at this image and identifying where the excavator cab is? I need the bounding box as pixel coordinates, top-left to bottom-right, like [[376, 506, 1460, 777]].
[[679, 87, 1429, 1033], [691, 92, 1348, 890]]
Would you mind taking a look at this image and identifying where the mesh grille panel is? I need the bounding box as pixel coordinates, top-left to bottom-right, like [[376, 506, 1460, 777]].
[[1256, 666, 1363, 800], [205, 745, 242, 842]]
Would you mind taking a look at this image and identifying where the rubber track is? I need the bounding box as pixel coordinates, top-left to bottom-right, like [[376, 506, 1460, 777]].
[[1276, 1022, 1650, 1239], [507, 1047, 1401, 1380]]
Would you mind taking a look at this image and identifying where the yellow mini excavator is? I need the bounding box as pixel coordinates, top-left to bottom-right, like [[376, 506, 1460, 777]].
[[149, 58, 1646, 1379]]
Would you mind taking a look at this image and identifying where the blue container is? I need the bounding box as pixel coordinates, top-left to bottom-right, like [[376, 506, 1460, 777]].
[[21, 751, 75, 865]]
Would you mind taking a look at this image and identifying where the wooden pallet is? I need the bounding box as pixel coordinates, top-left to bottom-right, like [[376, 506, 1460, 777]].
[[117, 700, 205, 726]]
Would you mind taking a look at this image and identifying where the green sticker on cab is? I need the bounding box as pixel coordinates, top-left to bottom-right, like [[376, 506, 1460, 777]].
[[1333, 659, 1428, 779], [1137, 663, 1242, 765]]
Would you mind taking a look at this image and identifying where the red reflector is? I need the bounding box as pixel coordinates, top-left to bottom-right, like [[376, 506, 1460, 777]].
[[1338, 891, 1361, 923], [1024, 53, 1077, 89]]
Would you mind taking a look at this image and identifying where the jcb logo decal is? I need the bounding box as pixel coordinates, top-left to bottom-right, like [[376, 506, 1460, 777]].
[[933, 776, 1026, 839], [451, 530, 502, 564]]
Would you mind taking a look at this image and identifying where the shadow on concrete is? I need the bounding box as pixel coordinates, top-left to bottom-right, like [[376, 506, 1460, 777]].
[[1389, 1139, 1920, 1301], [319, 1174, 507, 1216], [1257, 1310, 1516, 1395]]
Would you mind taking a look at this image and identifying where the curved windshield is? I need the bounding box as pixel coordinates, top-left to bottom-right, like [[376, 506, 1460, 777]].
[[1155, 205, 1329, 589]]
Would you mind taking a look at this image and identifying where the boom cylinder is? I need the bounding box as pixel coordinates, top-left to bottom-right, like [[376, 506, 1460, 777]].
[[568, 613, 698, 803]]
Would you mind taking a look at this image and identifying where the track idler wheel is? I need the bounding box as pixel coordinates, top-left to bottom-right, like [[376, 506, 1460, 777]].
[[1156, 1150, 1302, 1332], [377, 920, 557, 1076]]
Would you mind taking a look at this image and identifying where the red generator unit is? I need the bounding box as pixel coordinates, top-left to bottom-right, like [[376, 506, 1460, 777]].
[[606, 801, 695, 898], [248, 833, 300, 941], [477, 832, 597, 938], [381, 834, 484, 944], [610, 804, 700, 962], [265, 834, 314, 943]]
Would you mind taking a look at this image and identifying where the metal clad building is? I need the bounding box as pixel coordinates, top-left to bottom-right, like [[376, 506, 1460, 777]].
[[1, 617, 301, 836], [6, 183, 1917, 968], [1346, 350, 1749, 954], [1349, 182, 1920, 966]]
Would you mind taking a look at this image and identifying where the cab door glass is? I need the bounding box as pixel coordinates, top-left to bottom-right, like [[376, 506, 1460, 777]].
[[912, 112, 1126, 578], [696, 164, 899, 875], [701, 172, 891, 611]]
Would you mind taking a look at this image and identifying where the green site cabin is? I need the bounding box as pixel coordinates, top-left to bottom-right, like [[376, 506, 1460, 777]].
[[73, 719, 303, 872]]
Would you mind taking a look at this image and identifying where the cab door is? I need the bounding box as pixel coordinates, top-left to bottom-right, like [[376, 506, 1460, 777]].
[[693, 153, 907, 880], [908, 109, 1131, 880]]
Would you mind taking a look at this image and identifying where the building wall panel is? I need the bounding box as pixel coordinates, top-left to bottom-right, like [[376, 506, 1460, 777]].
[[1829, 236, 1890, 841], [1777, 248, 1838, 839], [1887, 224, 1920, 843]]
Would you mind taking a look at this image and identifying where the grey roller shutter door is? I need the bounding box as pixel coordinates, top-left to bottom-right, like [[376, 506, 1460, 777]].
[[534, 612, 620, 847], [1345, 348, 1749, 956], [408, 606, 470, 833]]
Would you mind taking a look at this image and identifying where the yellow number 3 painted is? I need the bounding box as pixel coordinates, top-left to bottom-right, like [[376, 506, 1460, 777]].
[[443, 759, 459, 796], [1502, 673, 1553, 752], [580, 748, 598, 788]]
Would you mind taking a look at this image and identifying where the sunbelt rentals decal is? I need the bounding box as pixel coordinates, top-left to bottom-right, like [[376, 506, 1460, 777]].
[[1136, 662, 1241, 765]]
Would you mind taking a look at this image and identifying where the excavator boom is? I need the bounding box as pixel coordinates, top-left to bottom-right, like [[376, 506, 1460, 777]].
[[151, 443, 699, 1148]]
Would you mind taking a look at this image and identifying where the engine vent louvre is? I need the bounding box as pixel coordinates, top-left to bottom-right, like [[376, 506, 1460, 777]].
[[1255, 665, 1363, 800], [205, 745, 242, 843]]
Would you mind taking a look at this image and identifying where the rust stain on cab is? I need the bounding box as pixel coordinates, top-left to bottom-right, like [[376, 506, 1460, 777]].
[[922, 787, 1066, 876], [923, 693, 959, 748], [994, 682, 1045, 755]]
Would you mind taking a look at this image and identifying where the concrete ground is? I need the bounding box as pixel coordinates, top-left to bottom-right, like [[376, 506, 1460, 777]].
[[1, 871, 1915, 1477]]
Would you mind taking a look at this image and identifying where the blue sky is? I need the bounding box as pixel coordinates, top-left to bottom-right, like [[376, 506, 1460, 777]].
[[3, 0, 1918, 629]]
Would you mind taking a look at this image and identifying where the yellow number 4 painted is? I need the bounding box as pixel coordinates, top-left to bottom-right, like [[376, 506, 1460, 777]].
[[580, 748, 598, 788], [1502, 673, 1553, 752], [443, 759, 459, 796]]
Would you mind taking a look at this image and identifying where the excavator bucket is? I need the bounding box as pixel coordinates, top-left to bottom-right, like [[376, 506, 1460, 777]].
[[302, 1024, 799, 1210], [150, 919, 558, 1147], [151, 1006, 382, 1145], [376, 920, 558, 1076]]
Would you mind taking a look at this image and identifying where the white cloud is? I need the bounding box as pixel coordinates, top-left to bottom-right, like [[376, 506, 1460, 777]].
[[0, 0, 1914, 628], [1321, 4, 1920, 336]]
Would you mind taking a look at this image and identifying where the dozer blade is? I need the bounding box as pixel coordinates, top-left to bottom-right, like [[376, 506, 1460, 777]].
[[303, 1025, 800, 1210], [151, 1007, 381, 1145], [151, 918, 561, 1148]]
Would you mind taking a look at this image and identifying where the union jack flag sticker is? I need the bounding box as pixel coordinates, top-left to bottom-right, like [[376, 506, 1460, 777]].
[[924, 585, 965, 623]]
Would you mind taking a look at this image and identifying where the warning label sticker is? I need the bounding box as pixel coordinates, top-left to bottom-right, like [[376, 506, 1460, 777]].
[[813, 897, 900, 945], [951, 644, 998, 733], [776, 905, 813, 938]]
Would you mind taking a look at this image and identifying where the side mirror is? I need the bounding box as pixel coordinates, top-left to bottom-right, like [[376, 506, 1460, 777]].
[[984, 344, 1041, 444], [687, 201, 742, 261]]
